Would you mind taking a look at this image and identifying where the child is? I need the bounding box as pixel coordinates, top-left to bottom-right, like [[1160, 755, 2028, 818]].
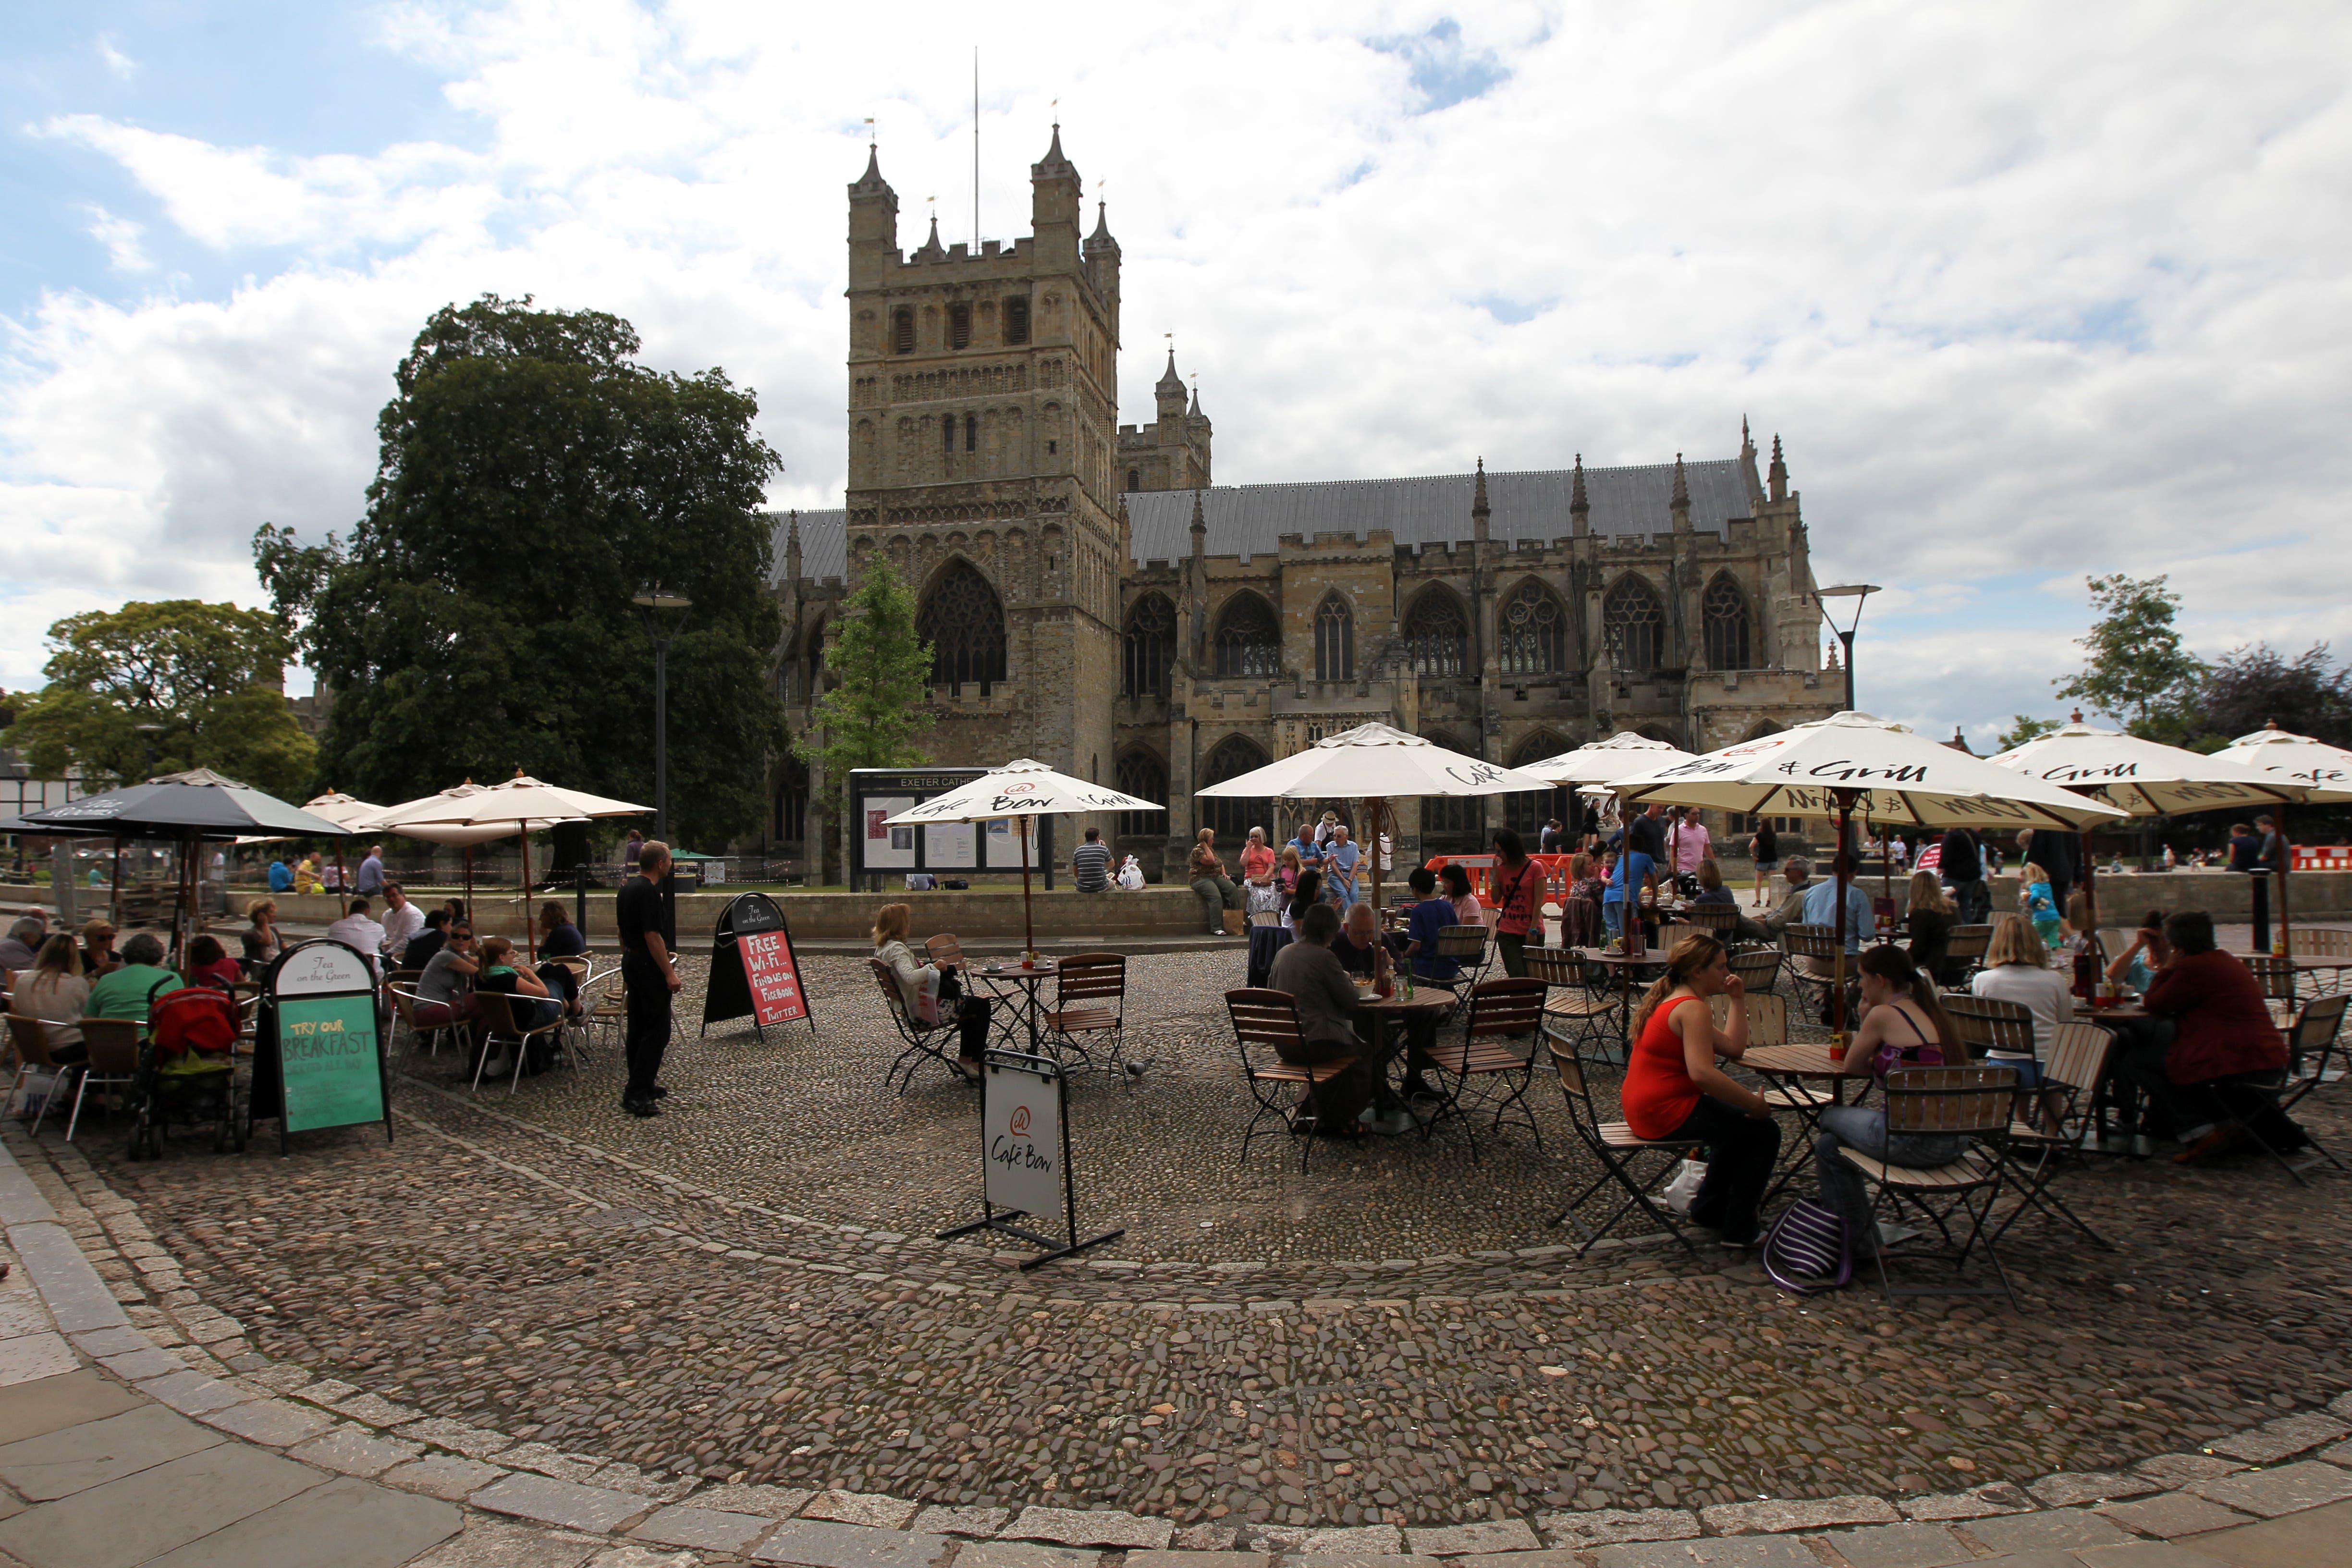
[[2021, 864, 2063, 952]]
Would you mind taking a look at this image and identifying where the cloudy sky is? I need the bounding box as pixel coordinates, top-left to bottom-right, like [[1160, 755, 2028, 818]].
[[5, 0, 2349, 744]]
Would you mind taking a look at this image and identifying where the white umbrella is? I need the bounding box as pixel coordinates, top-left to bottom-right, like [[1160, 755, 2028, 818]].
[[881, 760, 1164, 956], [1192, 722, 1557, 906], [1522, 732, 1698, 785], [1612, 712, 2128, 1030], [2209, 722, 2352, 953], [371, 775, 649, 958]]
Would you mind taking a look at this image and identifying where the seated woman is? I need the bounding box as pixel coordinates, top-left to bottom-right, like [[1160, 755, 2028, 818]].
[[8, 936, 89, 1065], [1286, 870, 1325, 943], [2104, 908, 2168, 994], [1240, 828, 1277, 888], [1563, 852, 1606, 950], [1968, 915, 2072, 1087], [2128, 911, 2303, 1158], [1441, 863, 1482, 931], [1813, 945, 1971, 1255], [535, 901, 588, 1017], [402, 908, 450, 970], [1189, 830, 1241, 935], [1904, 870, 1958, 984], [184, 935, 243, 991], [241, 899, 282, 974], [1690, 858, 1737, 905], [872, 902, 989, 1074], [1620, 933, 1782, 1246], [413, 926, 481, 1031], [475, 937, 561, 1031]]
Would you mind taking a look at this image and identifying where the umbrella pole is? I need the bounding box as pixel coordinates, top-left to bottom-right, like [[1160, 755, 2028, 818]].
[[521, 825, 536, 963], [2276, 803, 2291, 956], [2079, 827, 2095, 934], [336, 848, 349, 919], [1019, 816, 1035, 959], [110, 836, 123, 930], [464, 847, 474, 927], [1832, 794, 1854, 1038], [1366, 797, 1383, 914]]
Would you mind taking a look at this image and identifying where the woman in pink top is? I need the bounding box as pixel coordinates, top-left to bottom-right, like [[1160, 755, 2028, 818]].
[[1240, 828, 1277, 885]]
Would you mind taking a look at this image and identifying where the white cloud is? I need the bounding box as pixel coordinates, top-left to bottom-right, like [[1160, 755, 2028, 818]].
[[79, 206, 150, 273], [4, 0, 2352, 745], [96, 33, 135, 80]]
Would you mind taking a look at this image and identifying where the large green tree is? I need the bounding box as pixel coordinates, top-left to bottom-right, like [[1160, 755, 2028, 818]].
[[2053, 573, 2205, 737], [257, 294, 785, 847], [2, 600, 316, 796], [796, 559, 934, 787]]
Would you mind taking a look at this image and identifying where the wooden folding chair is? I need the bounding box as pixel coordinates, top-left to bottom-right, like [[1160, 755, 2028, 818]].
[[1991, 1022, 2116, 1249], [1425, 978, 1548, 1160], [871, 958, 966, 1094], [1225, 988, 1359, 1172], [2245, 953, 2298, 1027], [471, 991, 565, 1096], [1844, 1065, 2022, 1309], [1544, 1035, 1705, 1260], [1679, 904, 1741, 940], [2224, 992, 2351, 1184], [925, 933, 968, 970], [1529, 947, 1613, 1057], [1729, 946, 1783, 997], [1436, 924, 1493, 992], [2285, 927, 2352, 995], [1045, 953, 1131, 1078], [1941, 924, 1993, 984], [1780, 924, 1842, 1017], [1711, 991, 1788, 1047]]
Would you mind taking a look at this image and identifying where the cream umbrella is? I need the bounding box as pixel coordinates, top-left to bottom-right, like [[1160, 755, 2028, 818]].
[[880, 760, 1164, 957], [370, 775, 645, 957], [1192, 722, 1558, 908], [1987, 717, 2303, 930], [1522, 734, 1705, 872], [2209, 722, 2352, 953], [301, 792, 387, 916], [1610, 712, 2128, 1030]]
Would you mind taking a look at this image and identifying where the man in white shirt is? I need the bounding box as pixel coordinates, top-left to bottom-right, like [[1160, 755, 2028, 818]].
[[376, 882, 424, 964], [326, 897, 389, 977]]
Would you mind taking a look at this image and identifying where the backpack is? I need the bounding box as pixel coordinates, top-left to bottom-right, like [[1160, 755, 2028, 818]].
[[1761, 1197, 1853, 1295], [149, 984, 238, 1062]]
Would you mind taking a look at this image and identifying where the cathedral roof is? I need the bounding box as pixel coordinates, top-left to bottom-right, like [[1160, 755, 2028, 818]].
[[772, 455, 1758, 586]]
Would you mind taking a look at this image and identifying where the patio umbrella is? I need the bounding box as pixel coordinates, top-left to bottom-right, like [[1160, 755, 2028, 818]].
[[880, 760, 1164, 957], [2208, 722, 2352, 954], [298, 792, 389, 917], [1192, 722, 1558, 910], [1609, 713, 2127, 1031], [1523, 732, 1699, 784], [1987, 717, 2303, 931], [371, 773, 649, 959]]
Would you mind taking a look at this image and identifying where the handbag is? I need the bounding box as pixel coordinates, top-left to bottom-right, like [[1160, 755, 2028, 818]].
[[1656, 1156, 1706, 1214], [1762, 1197, 1855, 1295]]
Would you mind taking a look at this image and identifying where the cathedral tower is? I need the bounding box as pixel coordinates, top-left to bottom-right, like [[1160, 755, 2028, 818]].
[[844, 131, 1125, 791]]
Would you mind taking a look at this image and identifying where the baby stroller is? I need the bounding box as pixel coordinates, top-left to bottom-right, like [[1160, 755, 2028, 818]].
[[129, 985, 245, 1158]]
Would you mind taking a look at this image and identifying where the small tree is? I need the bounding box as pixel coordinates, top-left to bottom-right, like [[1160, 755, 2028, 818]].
[[796, 558, 935, 798], [2191, 642, 2352, 749], [1993, 715, 2061, 752], [2053, 574, 2204, 736]]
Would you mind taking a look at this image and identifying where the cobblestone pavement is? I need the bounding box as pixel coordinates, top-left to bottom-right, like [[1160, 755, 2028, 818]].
[[41, 948, 2352, 1540]]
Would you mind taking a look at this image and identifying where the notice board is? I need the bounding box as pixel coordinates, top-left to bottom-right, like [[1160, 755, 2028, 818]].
[[846, 767, 1053, 892]]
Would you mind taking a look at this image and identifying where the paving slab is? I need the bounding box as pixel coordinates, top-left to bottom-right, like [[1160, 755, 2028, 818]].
[[1130, 1553, 1271, 1568], [1402, 1521, 1541, 1556], [196, 1397, 335, 1448], [0, 1405, 224, 1499], [92, 1348, 184, 1382], [801, 1489, 921, 1530], [1277, 1556, 1442, 1568], [588, 1549, 698, 1568], [751, 1518, 956, 1568], [2135, 1455, 2252, 1486], [699, 1483, 819, 1519], [136, 1473, 459, 1568], [2205, 1412, 2351, 1465], [1009, 1507, 1176, 1550], [1591, 1537, 1820, 1567], [1534, 1508, 1698, 1549], [1285, 1527, 1404, 1556], [0, 1153, 60, 1225], [911, 1504, 1008, 1537], [628, 1502, 777, 1552], [286, 1425, 426, 1477], [0, 1441, 324, 1568], [381, 1454, 509, 1501], [135, 1369, 247, 1417], [62, 1328, 146, 1359], [7, 1223, 128, 1332], [2095, 1492, 2256, 1540], [399, 1416, 517, 1460], [2071, 1540, 2238, 1566], [0, 1334, 80, 1387], [2181, 1494, 2352, 1568], [1961, 1507, 2134, 1554], [2030, 1470, 2162, 1507], [1815, 1521, 1973, 1568], [1701, 1495, 1901, 1534], [956, 1541, 1103, 1568], [471, 1472, 656, 1534], [404, 1515, 604, 1568], [2189, 1459, 2352, 1519], [1899, 1484, 2033, 1521], [0, 1372, 142, 1446]]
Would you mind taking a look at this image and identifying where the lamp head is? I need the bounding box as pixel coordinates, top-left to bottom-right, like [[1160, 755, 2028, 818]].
[[631, 587, 692, 611]]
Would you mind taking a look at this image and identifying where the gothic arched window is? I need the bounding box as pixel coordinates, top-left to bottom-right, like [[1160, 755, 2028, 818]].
[[1200, 735, 1271, 847], [919, 560, 1007, 693], [1003, 296, 1030, 345], [1499, 579, 1567, 676], [1403, 589, 1468, 678], [1126, 469, 1140, 492], [1115, 750, 1166, 838], [1703, 574, 1753, 670], [1604, 576, 1668, 673], [1123, 594, 1176, 698], [1504, 733, 1572, 838], [1313, 593, 1354, 681], [891, 307, 914, 354], [1213, 594, 1280, 678], [1419, 730, 1481, 838], [948, 301, 972, 350]]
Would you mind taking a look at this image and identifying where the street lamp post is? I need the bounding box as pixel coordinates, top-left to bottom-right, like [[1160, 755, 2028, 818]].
[[630, 588, 693, 843], [1814, 583, 1881, 712]]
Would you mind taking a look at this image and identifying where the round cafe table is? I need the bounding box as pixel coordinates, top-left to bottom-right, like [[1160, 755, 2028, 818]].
[[969, 961, 1056, 1057], [1356, 989, 1452, 1135], [1740, 1041, 1863, 1205]]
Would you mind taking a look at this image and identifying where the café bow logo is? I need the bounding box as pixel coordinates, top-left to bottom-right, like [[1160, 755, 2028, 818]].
[[1002, 783, 1037, 794], [1009, 1105, 1032, 1137]]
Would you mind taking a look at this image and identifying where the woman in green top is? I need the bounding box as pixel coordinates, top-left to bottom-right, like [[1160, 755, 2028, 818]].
[[474, 937, 561, 1030]]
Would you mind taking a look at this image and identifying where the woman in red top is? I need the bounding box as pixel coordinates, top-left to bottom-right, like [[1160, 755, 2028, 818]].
[[1621, 933, 1781, 1245], [1490, 829, 1542, 978], [2124, 910, 2304, 1160]]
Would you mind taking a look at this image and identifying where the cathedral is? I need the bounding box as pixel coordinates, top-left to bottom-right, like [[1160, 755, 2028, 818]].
[[768, 131, 1837, 881]]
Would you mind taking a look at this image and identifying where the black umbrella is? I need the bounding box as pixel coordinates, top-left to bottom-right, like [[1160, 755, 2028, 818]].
[[12, 768, 353, 841]]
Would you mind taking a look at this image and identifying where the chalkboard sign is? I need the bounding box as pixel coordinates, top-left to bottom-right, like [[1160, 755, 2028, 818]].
[[702, 891, 816, 1042], [257, 939, 391, 1154]]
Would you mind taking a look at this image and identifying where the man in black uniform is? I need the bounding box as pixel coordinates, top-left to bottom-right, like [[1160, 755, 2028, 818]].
[[616, 839, 680, 1117]]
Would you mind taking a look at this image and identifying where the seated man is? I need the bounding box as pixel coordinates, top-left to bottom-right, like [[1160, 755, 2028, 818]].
[[1267, 903, 1375, 1134], [2125, 910, 2304, 1158], [1331, 900, 1437, 1101], [1758, 856, 1813, 938], [1797, 856, 1872, 970]]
